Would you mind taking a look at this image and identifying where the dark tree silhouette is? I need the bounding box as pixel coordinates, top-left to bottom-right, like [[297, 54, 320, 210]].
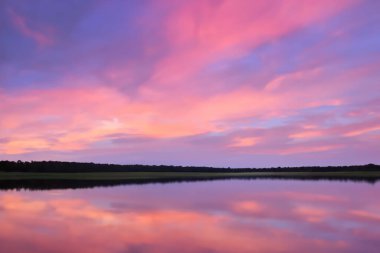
[[0, 160, 379, 173], [1, 161, 379, 191]]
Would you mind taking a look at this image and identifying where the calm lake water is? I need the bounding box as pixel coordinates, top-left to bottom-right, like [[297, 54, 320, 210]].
[[1, 179, 379, 253]]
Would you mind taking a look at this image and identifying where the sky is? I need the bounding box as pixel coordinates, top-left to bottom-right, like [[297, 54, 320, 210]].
[[0, 0, 379, 167]]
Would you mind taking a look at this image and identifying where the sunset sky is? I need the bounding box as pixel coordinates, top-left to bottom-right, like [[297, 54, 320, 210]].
[[1, 0, 379, 167]]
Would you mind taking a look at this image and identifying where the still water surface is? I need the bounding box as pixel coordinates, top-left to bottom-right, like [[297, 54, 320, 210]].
[[1, 179, 379, 253]]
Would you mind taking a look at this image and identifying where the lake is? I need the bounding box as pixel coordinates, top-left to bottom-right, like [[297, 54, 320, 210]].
[[0, 179, 379, 253]]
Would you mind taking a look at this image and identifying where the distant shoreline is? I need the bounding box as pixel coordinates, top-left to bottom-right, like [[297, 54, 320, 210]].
[[1, 160, 379, 173], [0, 161, 379, 190]]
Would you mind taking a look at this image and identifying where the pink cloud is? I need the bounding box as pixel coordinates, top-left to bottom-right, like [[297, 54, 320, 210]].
[[145, 0, 358, 89], [8, 8, 54, 46], [349, 209, 380, 223], [1, 56, 379, 159], [1, 0, 379, 166]]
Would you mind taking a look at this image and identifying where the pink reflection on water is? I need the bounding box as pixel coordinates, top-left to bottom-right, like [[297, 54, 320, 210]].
[[0, 180, 379, 253]]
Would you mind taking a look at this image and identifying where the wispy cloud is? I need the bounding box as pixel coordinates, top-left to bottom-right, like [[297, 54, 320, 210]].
[[8, 8, 54, 46]]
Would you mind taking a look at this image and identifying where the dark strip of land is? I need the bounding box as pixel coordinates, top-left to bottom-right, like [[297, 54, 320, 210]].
[[0, 161, 379, 190]]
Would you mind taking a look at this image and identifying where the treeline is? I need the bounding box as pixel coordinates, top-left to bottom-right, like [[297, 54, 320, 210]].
[[0, 160, 379, 173]]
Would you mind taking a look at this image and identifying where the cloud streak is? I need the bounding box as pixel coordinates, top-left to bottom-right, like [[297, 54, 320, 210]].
[[7, 8, 54, 46]]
